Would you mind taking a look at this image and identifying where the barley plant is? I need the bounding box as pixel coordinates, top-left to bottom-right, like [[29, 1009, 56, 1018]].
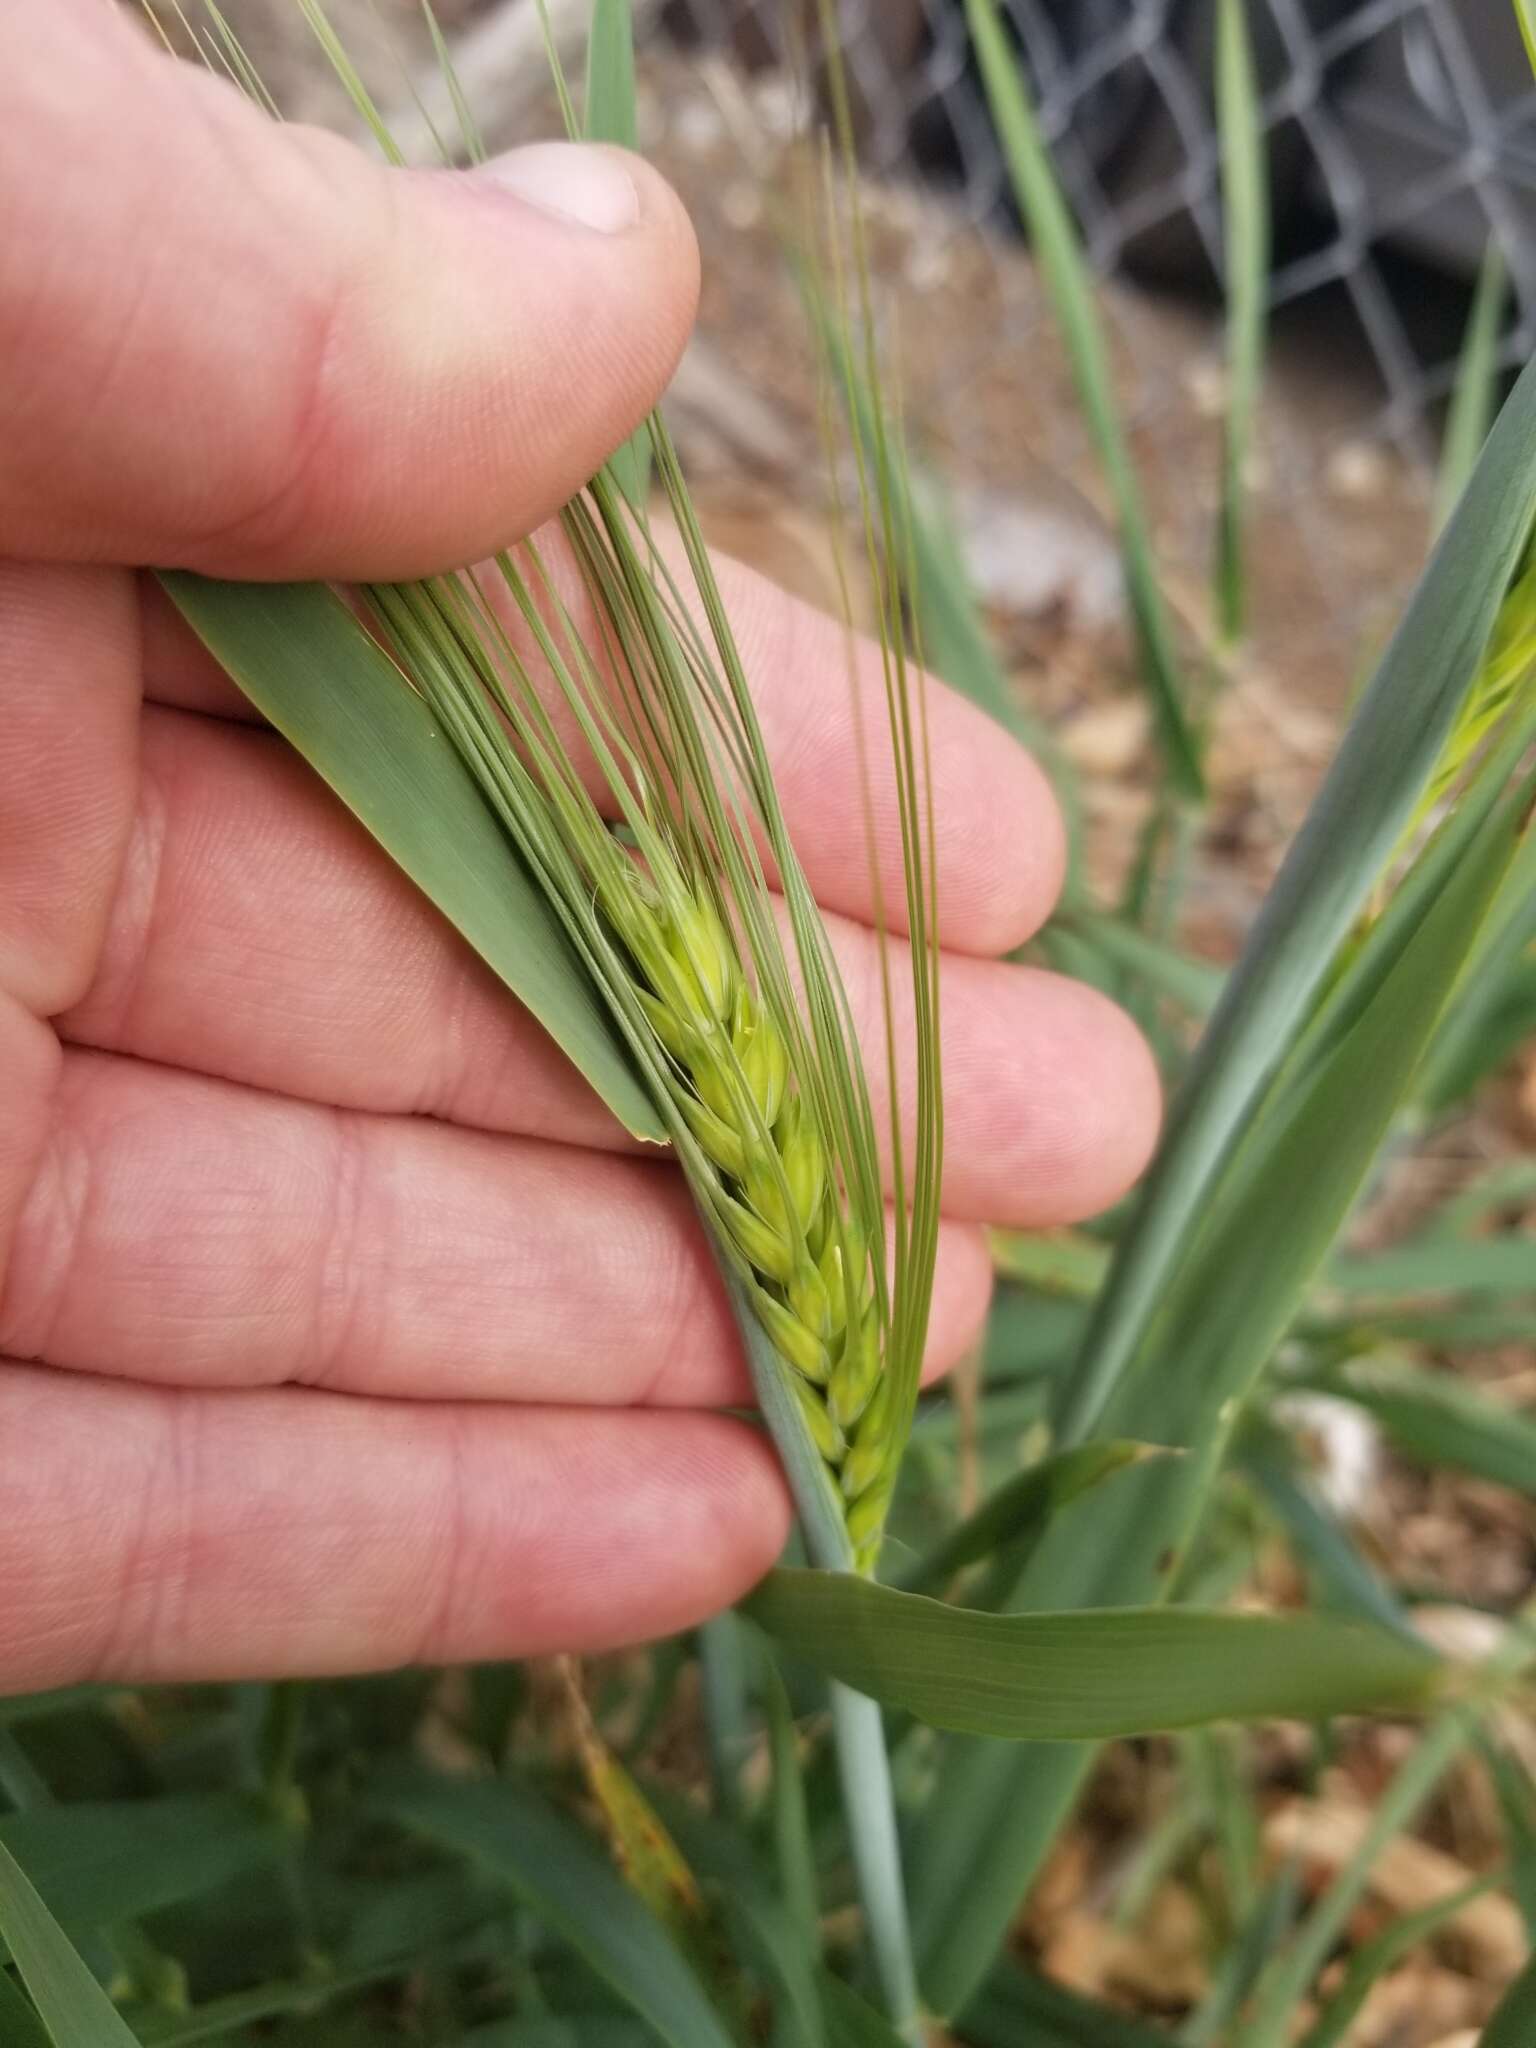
[[2, 4, 1536, 2047]]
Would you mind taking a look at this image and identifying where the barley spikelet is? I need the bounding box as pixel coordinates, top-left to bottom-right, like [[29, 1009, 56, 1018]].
[[594, 837, 897, 1564]]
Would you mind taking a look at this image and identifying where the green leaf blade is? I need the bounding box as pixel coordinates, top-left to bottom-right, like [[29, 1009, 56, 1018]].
[[158, 574, 663, 1142], [1481, 1949, 1536, 2048], [963, 0, 1204, 797], [1056, 351, 1536, 1448], [0, 1839, 141, 2048], [1214, 0, 1269, 643], [0, 1793, 286, 1955], [373, 1775, 737, 2048], [745, 1572, 1442, 1740]]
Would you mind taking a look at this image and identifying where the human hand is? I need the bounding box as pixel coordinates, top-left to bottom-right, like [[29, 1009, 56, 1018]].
[[0, 0, 1159, 1691]]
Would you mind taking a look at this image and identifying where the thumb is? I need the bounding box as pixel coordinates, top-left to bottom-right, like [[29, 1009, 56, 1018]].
[[0, 0, 698, 579]]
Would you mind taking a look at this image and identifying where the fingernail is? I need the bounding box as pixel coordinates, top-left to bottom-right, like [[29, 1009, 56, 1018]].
[[475, 141, 640, 234]]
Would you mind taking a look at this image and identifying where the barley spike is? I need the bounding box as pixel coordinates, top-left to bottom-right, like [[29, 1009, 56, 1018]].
[[604, 839, 893, 1567]]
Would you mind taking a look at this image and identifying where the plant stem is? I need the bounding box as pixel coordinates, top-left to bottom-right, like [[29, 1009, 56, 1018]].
[[729, 1265, 924, 2041], [831, 1684, 924, 2046]]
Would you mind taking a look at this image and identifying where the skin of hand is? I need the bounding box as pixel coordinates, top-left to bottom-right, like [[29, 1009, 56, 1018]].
[[0, 0, 1160, 1693]]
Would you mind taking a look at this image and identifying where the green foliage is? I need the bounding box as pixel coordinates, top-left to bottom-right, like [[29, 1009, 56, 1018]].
[[963, 0, 1204, 797], [374, 1776, 738, 2048], [1436, 241, 1508, 534]]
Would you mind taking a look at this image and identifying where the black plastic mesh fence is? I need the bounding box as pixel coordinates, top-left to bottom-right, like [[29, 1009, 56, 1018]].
[[663, 0, 1536, 452]]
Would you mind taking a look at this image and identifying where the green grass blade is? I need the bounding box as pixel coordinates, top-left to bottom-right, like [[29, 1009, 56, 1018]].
[[1296, 1871, 1501, 2048], [1182, 1867, 1303, 2047], [0, 1795, 286, 1958], [1245, 1706, 1488, 2048], [819, 1972, 912, 2047], [897, 1442, 1168, 1596], [581, 0, 650, 508], [912, 752, 1531, 2014], [0, 1969, 52, 2048], [158, 574, 663, 1142], [1481, 1948, 1536, 2048], [1423, 1158, 1536, 1237], [1417, 804, 1536, 1113], [744, 1573, 1443, 1739], [1328, 1235, 1536, 1300], [1214, 0, 1269, 644], [373, 1775, 738, 2048], [963, 0, 1204, 795], [989, 1229, 1109, 1298], [1419, 956, 1536, 1116], [760, 1660, 819, 1960], [697, 1614, 751, 1828], [959, 1956, 1171, 2048], [1054, 351, 1536, 1451], [1056, 911, 1224, 1016], [583, 0, 636, 147], [1435, 240, 1507, 534], [1520, 0, 1536, 80], [1240, 1434, 1410, 1636], [0, 1839, 141, 2048], [1307, 1354, 1536, 1497], [827, 1688, 920, 2043], [1057, 767, 1531, 1587], [131, 1937, 498, 2045], [638, 1790, 827, 2048]]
